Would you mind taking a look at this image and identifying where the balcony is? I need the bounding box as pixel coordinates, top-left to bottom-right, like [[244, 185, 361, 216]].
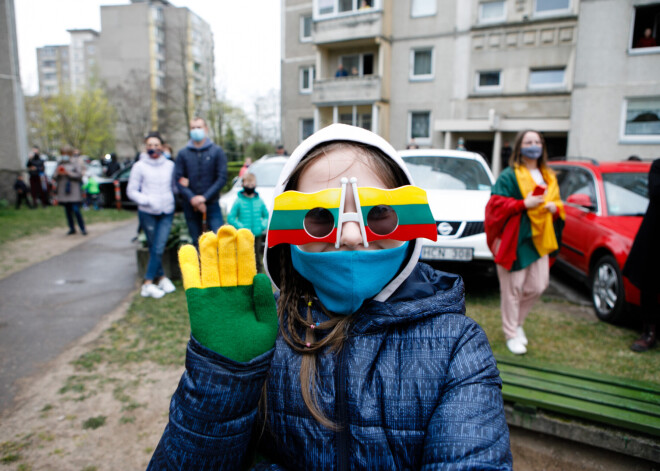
[[312, 75, 383, 105], [313, 9, 384, 45]]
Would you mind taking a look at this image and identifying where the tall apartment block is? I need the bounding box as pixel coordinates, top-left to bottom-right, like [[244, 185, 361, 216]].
[[281, 0, 660, 167], [36, 45, 70, 96], [99, 0, 215, 154]]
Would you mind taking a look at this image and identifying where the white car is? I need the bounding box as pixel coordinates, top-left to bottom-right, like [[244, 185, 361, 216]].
[[399, 149, 496, 275], [219, 155, 289, 219]]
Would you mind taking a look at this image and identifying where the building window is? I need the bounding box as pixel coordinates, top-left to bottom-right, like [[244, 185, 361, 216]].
[[621, 97, 660, 143], [410, 48, 434, 80], [301, 15, 313, 42], [340, 53, 374, 76], [300, 66, 315, 93], [316, 0, 376, 17], [301, 118, 315, 141], [409, 111, 431, 144], [411, 0, 436, 17], [534, 0, 570, 16], [630, 4, 660, 51], [476, 71, 502, 92], [529, 68, 565, 90], [479, 1, 506, 23]]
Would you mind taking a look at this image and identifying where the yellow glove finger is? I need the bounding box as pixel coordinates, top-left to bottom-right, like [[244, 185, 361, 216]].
[[236, 228, 256, 286], [178, 244, 201, 290], [218, 225, 238, 287], [199, 231, 220, 288]]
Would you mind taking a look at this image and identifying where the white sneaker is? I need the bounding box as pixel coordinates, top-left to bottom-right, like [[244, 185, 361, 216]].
[[141, 283, 165, 299], [517, 326, 528, 346], [157, 277, 176, 294], [506, 337, 527, 355]]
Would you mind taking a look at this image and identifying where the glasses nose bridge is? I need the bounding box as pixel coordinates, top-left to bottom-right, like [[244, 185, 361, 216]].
[[335, 177, 369, 248]]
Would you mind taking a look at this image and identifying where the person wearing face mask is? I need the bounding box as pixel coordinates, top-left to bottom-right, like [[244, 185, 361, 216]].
[[52, 146, 87, 235], [485, 130, 565, 355], [174, 117, 227, 245], [148, 124, 512, 470], [127, 131, 176, 299], [227, 172, 269, 272]]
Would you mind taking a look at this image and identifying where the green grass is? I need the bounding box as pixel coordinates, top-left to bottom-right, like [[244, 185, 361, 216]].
[[466, 292, 660, 385], [0, 206, 136, 246]]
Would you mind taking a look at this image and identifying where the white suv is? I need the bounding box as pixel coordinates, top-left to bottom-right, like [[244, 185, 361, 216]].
[[399, 149, 496, 275]]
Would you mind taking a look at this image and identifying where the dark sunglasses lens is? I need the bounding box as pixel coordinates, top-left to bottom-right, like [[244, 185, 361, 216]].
[[304, 208, 335, 238], [367, 205, 398, 236]]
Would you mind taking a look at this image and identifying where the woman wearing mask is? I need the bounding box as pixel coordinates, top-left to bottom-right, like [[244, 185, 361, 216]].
[[52, 145, 87, 235], [127, 132, 176, 299], [485, 130, 565, 355]]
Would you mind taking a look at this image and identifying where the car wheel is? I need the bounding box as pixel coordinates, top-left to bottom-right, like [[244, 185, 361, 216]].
[[590, 254, 625, 323]]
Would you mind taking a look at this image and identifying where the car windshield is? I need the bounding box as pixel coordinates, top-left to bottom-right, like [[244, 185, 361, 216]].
[[240, 161, 286, 187], [602, 172, 649, 216], [402, 156, 492, 190]]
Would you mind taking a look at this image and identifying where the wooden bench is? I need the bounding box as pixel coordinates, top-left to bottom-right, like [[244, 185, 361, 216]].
[[496, 355, 660, 461]]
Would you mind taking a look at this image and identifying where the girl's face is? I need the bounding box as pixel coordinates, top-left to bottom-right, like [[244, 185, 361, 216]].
[[145, 137, 163, 157], [296, 147, 404, 253], [521, 132, 542, 150]]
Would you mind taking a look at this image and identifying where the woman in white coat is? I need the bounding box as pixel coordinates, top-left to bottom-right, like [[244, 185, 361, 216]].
[[127, 131, 176, 298]]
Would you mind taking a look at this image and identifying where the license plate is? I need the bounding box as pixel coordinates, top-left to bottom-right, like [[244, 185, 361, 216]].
[[421, 246, 473, 261]]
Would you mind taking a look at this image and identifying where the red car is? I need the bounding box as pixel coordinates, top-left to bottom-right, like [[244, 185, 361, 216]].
[[549, 160, 651, 323]]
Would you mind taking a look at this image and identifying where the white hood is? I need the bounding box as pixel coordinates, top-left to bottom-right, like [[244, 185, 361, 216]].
[[263, 123, 425, 303]]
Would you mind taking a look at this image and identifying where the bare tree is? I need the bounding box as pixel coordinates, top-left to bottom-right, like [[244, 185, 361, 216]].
[[106, 70, 152, 155]]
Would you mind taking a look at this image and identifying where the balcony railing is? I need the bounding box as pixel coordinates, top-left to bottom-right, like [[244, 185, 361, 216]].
[[313, 9, 384, 44], [312, 75, 383, 105]]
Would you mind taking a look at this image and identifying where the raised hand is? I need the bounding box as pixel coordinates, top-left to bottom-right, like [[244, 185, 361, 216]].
[[178, 225, 278, 362]]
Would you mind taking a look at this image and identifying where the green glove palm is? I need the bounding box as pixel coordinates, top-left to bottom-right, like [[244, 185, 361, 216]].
[[178, 225, 278, 362]]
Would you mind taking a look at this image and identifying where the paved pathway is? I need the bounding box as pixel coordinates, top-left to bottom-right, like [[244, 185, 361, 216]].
[[0, 221, 138, 412]]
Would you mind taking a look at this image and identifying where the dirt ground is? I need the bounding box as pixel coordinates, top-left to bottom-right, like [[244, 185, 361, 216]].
[[0, 222, 183, 470]]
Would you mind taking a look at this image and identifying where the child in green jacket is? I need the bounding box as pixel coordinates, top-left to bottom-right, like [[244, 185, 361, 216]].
[[228, 172, 269, 270]]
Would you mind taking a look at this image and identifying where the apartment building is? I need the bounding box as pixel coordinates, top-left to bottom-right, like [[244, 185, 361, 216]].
[[99, 0, 215, 154], [36, 44, 70, 96], [281, 0, 660, 168]]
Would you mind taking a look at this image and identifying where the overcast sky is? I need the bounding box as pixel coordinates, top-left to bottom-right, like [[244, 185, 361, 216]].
[[14, 0, 281, 110]]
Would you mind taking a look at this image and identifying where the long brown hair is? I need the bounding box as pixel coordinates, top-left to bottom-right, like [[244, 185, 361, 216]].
[[269, 141, 408, 429], [509, 129, 549, 170]]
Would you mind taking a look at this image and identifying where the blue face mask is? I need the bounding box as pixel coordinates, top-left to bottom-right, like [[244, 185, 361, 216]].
[[521, 145, 543, 160], [190, 128, 205, 142], [290, 242, 409, 315]]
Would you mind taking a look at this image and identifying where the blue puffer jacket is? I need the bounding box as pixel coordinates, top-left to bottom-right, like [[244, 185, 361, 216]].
[[174, 138, 227, 205], [148, 264, 512, 470]]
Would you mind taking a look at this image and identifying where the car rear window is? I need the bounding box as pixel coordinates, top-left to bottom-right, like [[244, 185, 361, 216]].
[[402, 156, 492, 191], [602, 172, 649, 216], [243, 161, 286, 187]]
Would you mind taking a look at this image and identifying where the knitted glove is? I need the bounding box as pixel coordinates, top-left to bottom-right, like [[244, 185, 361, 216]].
[[178, 225, 278, 362]]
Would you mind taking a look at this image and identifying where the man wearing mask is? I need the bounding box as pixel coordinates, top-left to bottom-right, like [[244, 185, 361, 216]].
[[174, 117, 228, 244], [27, 146, 49, 207]]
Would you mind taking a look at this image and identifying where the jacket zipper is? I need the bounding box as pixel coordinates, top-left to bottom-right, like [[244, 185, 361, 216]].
[[336, 343, 350, 471]]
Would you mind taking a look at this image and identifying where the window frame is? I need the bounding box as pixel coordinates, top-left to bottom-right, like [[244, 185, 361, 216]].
[[300, 118, 315, 141], [475, 70, 502, 93], [533, 0, 571, 18], [315, 0, 379, 18], [628, 4, 660, 54], [478, 1, 506, 24], [299, 65, 315, 94], [409, 47, 434, 81], [300, 15, 313, 42], [408, 111, 432, 146], [528, 67, 566, 90], [620, 97, 660, 144], [411, 0, 437, 18]]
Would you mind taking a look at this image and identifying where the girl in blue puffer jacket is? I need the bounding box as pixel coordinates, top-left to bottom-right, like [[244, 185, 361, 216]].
[[148, 124, 513, 470]]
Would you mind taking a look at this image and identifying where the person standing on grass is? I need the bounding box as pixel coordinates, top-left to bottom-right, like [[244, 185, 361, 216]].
[[174, 117, 227, 246], [127, 132, 177, 299], [485, 130, 565, 355], [13, 174, 33, 209], [623, 158, 660, 352], [227, 172, 269, 271], [52, 146, 87, 236], [26, 146, 49, 207]]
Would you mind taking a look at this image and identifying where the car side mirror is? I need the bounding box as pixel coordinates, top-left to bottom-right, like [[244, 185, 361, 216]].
[[567, 193, 596, 211]]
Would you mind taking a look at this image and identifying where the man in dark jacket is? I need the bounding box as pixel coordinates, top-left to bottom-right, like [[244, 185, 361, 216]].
[[174, 117, 228, 244], [26, 146, 49, 207]]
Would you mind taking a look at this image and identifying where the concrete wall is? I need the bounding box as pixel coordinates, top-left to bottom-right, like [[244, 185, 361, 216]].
[[568, 0, 660, 161], [0, 0, 28, 202]]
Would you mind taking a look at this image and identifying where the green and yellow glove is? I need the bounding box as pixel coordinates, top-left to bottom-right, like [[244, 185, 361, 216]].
[[178, 225, 278, 362]]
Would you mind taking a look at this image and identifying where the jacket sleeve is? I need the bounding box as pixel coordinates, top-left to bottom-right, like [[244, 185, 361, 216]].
[[148, 336, 274, 470], [202, 146, 228, 202], [228, 200, 244, 229], [126, 163, 150, 207], [421, 321, 513, 470], [174, 152, 195, 203], [260, 199, 269, 235]]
